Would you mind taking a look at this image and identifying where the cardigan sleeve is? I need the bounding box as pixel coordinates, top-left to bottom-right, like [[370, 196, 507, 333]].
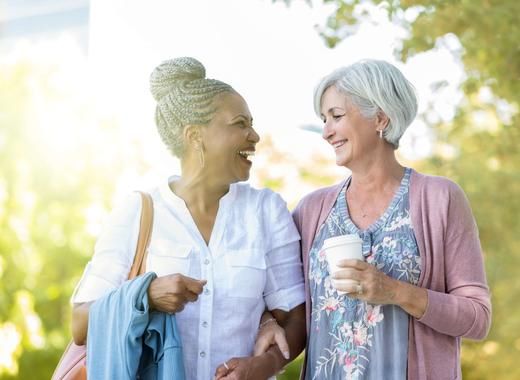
[[417, 180, 492, 340]]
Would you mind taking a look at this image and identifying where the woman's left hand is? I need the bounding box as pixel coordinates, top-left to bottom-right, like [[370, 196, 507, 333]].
[[332, 259, 399, 304], [214, 356, 273, 380], [253, 318, 289, 359]]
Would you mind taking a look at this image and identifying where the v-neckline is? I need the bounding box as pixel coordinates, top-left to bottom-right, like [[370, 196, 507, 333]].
[[341, 167, 411, 234], [160, 176, 237, 251]]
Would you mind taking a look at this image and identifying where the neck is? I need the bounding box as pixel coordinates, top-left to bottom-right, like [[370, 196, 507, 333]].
[[348, 150, 404, 195], [174, 161, 230, 213]]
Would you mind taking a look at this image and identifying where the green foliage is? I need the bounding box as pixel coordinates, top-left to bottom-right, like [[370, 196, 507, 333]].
[[0, 61, 127, 379]]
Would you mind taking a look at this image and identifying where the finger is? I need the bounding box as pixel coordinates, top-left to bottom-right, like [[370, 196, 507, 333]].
[[172, 304, 185, 313], [253, 336, 271, 356], [332, 268, 360, 281], [331, 279, 359, 294], [274, 330, 290, 360], [185, 290, 200, 303], [183, 276, 207, 294], [337, 258, 365, 269], [214, 364, 231, 378]]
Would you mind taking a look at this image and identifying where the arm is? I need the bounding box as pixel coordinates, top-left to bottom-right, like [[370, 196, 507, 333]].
[[70, 194, 142, 344], [265, 305, 306, 369], [417, 181, 491, 339], [332, 259, 427, 319], [71, 302, 92, 345], [215, 304, 306, 379], [334, 181, 491, 339], [216, 241, 306, 379], [253, 310, 290, 359], [71, 274, 206, 345]]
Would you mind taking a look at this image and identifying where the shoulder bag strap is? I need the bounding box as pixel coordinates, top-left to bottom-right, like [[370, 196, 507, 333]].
[[127, 191, 154, 279]]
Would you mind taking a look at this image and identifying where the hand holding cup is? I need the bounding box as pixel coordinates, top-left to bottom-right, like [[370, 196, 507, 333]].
[[322, 234, 363, 295]]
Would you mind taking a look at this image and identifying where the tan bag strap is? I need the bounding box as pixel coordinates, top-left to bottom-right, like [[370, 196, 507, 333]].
[[127, 191, 154, 279]]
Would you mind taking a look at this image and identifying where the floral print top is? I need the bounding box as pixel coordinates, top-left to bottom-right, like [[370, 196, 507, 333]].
[[305, 168, 421, 380]]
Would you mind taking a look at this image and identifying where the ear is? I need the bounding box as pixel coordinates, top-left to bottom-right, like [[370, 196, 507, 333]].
[[375, 111, 390, 131], [183, 124, 203, 148]]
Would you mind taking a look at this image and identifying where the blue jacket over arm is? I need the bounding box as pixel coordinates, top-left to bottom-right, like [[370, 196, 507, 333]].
[[87, 272, 185, 379]]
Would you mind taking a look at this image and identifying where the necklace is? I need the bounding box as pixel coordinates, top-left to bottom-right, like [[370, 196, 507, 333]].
[[346, 187, 370, 218]]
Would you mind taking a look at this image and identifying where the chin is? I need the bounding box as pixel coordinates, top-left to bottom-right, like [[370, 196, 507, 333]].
[[231, 172, 250, 183], [335, 157, 347, 167], [335, 152, 352, 167]]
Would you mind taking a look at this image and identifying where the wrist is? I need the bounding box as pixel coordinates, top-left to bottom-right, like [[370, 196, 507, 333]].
[[395, 280, 427, 319], [259, 317, 276, 330], [147, 280, 156, 311], [256, 350, 283, 377]]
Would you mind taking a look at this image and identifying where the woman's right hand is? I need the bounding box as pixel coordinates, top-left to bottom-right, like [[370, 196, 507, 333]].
[[147, 273, 206, 313]]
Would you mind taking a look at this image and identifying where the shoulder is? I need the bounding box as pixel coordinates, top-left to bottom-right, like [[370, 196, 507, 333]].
[[107, 186, 162, 226], [233, 182, 288, 208], [410, 170, 467, 202], [110, 192, 142, 219], [295, 181, 345, 213]]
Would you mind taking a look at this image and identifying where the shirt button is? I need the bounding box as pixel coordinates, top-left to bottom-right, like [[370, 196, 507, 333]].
[[200, 351, 206, 358], [204, 288, 210, 295], [202, 321, 208, 328], [204, 259, 210, 265]]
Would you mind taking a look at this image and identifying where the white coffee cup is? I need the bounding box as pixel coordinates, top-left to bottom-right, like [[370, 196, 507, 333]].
[[322, 234, 363, 295]]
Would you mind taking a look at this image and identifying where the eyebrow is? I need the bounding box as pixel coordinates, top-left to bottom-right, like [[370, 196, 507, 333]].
[[327, 107, 345, 113], [320, 107, 345, 118], [231, 115, 253, 123]]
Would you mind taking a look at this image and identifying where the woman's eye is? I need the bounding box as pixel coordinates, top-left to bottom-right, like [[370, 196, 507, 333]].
[[333, 114, 344, 120]]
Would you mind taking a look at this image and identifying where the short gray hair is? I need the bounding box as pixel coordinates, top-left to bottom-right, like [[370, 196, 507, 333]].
[[150, 57, 234, 157], [314, 59, 417, 148]]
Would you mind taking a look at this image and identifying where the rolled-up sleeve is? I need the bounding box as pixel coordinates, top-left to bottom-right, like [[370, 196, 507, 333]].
[[262, 191, 305, 311], [71, 193, 141, 303], [264, 241, 305, 311]]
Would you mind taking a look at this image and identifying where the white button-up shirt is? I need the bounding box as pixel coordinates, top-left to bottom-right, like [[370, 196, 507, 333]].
[[73, 176, 305, 379]]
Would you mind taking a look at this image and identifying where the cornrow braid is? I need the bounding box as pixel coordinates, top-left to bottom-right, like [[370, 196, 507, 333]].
[[150, 57, 234, 157]]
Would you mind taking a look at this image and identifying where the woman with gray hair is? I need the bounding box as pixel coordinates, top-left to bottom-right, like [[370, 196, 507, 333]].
[[291, 59, 491, 379], [70, 57, 306, 379]]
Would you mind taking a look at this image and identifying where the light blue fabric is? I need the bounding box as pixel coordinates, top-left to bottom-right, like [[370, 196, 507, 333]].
[[306, 168, 421, 380], [87, 272, 185, 380]]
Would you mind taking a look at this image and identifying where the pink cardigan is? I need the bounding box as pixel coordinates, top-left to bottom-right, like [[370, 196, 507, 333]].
[[292, 169, 491, 380]]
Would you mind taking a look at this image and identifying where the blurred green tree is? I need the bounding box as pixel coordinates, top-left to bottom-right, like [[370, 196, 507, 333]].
[[275, 0, 520, 379], [0, 61, 136, 379]]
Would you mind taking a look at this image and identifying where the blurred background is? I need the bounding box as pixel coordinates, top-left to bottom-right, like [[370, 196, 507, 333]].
[[0, 0, 518, 378]]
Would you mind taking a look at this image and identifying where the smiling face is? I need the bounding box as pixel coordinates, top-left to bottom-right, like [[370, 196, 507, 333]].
[[201, 92, 259, 184], [320, 85, 382, 170]]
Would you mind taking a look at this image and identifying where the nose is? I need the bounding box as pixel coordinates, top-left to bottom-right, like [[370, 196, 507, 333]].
[[248, 126, 260, 143], [322, 120, 334, 141]]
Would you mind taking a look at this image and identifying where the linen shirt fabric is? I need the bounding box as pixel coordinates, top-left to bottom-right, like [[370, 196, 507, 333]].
[[293, 169, 491, 380], [87, 272, 185, 379], [306, 168, 421, 379], [73, 176, 305, 380]]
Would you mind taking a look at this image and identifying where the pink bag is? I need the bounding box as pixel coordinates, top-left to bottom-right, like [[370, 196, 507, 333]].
[[51, 192, 154, 380]]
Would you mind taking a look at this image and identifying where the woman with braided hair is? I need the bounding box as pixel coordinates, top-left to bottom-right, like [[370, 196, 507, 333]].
[[70, 57, 306, 379]]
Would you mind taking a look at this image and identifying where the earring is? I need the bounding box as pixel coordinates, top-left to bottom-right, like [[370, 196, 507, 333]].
[[198, 146, 205, 168], [378, 129, 383, 139]]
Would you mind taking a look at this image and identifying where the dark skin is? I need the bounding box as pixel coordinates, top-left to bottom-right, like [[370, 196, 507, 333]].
[[72, 92, 255, 344], [71, 92, 306, 380]]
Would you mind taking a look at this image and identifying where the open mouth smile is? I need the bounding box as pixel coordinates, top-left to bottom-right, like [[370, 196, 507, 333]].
[[332, 140, 347, 149], [238, 150, 255, 164]]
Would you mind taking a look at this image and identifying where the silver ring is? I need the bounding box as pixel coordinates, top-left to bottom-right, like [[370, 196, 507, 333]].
[[223, 361, 229, 370], [356, 283, 363, 295]]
